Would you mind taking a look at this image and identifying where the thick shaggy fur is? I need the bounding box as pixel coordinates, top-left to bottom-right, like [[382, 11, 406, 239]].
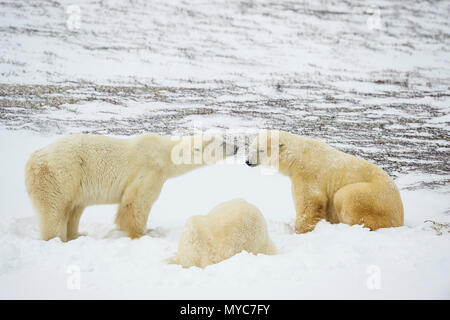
[[247, 130, 404, 233], [25, 133, 235, 241], [171, 199, 276, 268]]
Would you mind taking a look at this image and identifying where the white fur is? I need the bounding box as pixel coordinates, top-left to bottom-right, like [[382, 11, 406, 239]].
[[25, 133, 235, 241], [171, 198, 276, 268]]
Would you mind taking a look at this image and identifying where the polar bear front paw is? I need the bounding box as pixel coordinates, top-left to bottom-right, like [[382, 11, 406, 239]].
[[67, 232, 87, 241], [295, 221, 317, 234]]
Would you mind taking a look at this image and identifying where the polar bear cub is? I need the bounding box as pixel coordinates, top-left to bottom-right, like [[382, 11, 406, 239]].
[[172, 199, 276, 268]]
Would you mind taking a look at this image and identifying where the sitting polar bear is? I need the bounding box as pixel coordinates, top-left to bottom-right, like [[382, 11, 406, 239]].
[[246, 130, 404, 233], [25, 133, 237, 241], [171, 199, 276, 268]]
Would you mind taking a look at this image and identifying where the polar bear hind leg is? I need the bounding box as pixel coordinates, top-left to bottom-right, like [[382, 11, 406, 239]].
[[30, 188, 72, 242], [333, 182, 400, 230], [67, 205, 85, 241], [26, 158, 78, 242]]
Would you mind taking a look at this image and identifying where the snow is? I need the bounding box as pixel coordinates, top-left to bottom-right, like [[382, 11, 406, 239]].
[[0, 0, 449, 299], [0, 130, 449, 299]]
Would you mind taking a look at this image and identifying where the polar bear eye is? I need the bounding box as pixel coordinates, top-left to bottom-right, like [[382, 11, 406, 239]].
[[259, 149, 264, 153], [194, 147, 201, 152]]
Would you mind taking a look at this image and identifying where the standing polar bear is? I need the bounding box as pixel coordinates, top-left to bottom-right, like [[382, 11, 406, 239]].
[[246, 130, 404, 233], [171, 198, 276, 268], [25, 133, 237, 241]]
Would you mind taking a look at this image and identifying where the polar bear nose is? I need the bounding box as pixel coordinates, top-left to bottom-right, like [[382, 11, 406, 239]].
[[245, 159, 256, 167], [233, 145, 238, 155]]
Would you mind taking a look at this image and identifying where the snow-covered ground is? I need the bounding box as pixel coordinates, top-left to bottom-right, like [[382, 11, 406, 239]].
[[0, 130, 449, 299], [0, 0, 449, 299]]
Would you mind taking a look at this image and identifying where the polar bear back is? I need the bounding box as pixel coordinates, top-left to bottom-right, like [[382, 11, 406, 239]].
[[175, 199, 276, 268]]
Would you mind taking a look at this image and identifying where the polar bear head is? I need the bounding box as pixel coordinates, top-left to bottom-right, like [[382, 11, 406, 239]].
[[245, 130, 289, 173], [169, 134, 238, 177]]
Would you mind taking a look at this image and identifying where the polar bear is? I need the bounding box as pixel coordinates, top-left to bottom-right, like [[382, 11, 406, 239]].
[[171, 199, 276, 268], [246, 130, 404, 233], [25, 133, 237, 241]]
